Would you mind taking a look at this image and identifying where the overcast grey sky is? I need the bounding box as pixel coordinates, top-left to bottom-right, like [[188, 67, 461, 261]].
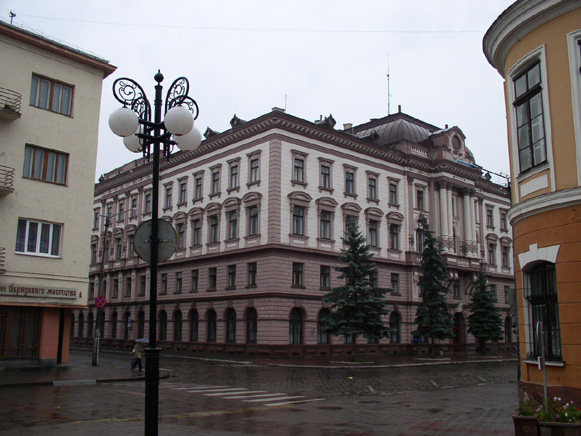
[[2, 1, 515, 183]]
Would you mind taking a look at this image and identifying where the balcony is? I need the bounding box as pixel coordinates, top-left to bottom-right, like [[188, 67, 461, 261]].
[[0, 247, 6, 274], [0, 87, 22, 121], [0, 165, 15, 195]]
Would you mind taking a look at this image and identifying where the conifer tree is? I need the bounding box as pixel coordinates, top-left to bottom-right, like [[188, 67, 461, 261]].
[[323, 220, 391, 356], [412, 217, 453, 355], [468, 269, 504, 355]]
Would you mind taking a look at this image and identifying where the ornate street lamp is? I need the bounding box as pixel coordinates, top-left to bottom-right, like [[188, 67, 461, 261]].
[[109, 71, 202, 436]]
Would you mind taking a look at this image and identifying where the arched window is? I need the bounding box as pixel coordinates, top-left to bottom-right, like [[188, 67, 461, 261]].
[[207, 309, 217, 342], [87, 312, 94, 338], [226, 308, 236, 343], [246, 308, 257, 344], [189, 309, 199, 342], [158, 310, 167, 341], [173, 310, 183, 341], [137, 311, 145, 339], [77, 312, 85, 337], [111, 312, 118, 339], [289, 308, 303, 345], [124, 312, 131, 340], [317, 309, 331, 344], [389, 312, 401, 343]]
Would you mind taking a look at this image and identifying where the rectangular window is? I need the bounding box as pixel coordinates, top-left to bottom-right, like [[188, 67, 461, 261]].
[[139, 276, 146, 296], [486, 207, 494, 228], [248, 262, 257, 286], [504, 286, 511, 304], [292, 262, 304, 287], [368, 178, 377, 200], [228, 265, 236, 288], [320, 265, 330, 289], [128, 235, 135, 257], [209, 215, 219, 243], [248, 206, 259, 236], [125, 277, 132, 297], [179, 182, 187, 204], [229, 164, 239, 189], [211, 171, 220, 194], [488, 243, 497, 265], [208, 267, 217, 290], [191, 270, 199, 292], [175, 272, 183, 294], [91, 244, 98, 264], [320, 165, 331, 189], [115, 237, 122, 260], [500, 211, 508, 231], [117, 201, 125, 222], [490, 284, 497, 298], [89, 282, 95, 300], [416, 189, 424, 210], [293, 158, 304, 182], [144, 193, 152, 214], [453, 281, 460, 298], [113, 279, 119, 298], [161, 274, 167, 295], [30, 74, 73, 116], [192, 219, 202, 246], [194, 176, 203, 199], [369, 270, 378, 289], [250, 159, 260, 183], [93, 210, 100, 229], [176, 223, 185, 249], [228, 211, 238, 239], [502, 246, 510, 268], [389, 224, 400, 250], [16, 218, 62, 257], [391, 273, 399, 294], [165, 186, 172, 209], [345, 171, 355, 194], [514, 62, 547, 173], [320, 211, 331, 239], [23, 144, 68, 185], [389, 183, 398, 205], [130, 197, 138, 218], [293, 206, 304, 236], [369, 220, 378, 247]]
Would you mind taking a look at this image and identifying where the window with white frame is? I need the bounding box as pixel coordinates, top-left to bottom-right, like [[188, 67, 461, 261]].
[[178, 180, 187, 205], [292, 206, 305, 236], [191, 218, 202, 246], [130, 197, 138, 218], [389, 180, 399, 205], [16, 218, 62, 257], [344, 166, 356, 196], [23, 144, 68, 185], [193, 172, 204, 201], [513, 61, 547, 173], [389, 224, 400, 250], [500, 210, 508, 231], [144, 192, 152, 214], [319, 159, 333, 191], [486, 206, 494, 228], [488, 242, 497, 265], [367, 172, 378, 201], [228, 159, 240, 190], [117, 200, 125, 222], [209, 215, 219, 243], [248, 206, 259, 236], [228, 211, 238, 239], [164, 185, 173, 209], [368, 220, 378, 247], [210, 167, 221, 196], [416, 188, 425, 210], [247, 151, 261, 185], [176, 223, 186, 249], [30, 74, 73, 116], [320, 211, 331, 240], [291, 150, 308, 185]]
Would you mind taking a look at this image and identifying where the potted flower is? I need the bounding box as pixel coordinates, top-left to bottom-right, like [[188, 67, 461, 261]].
[[514, 395, 541, 436], [537, 397, 581, 436]]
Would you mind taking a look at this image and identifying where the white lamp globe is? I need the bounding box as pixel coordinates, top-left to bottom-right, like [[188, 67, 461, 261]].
[[176, 125, 202, 151], [109, 107, 139, 137], [123, 133, 142, 153], [164, 106, 194, 135]]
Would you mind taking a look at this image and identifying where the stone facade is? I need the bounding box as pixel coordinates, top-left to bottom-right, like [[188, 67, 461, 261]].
[[74, 108, 514, 357]]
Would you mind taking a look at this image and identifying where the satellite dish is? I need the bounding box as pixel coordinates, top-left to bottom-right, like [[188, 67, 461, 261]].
[[134, 219, 177, 264]]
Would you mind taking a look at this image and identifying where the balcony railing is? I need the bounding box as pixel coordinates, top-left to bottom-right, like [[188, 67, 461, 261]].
[[0, 86, 22, 120], [0, 247, 6, 274], [0, 165, 15, 195]]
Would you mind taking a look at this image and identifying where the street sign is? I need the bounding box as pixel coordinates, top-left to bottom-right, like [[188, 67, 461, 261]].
[[95, 295, 107, 308], [134, 219, 177, 264]]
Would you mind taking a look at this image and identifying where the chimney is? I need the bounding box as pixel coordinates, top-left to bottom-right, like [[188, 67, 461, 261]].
[[343, 123, 353, 131], [398, 105, 401, 113]]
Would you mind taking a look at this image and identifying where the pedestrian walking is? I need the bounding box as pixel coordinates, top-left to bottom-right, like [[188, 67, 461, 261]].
[[131, 341, 143, 371]]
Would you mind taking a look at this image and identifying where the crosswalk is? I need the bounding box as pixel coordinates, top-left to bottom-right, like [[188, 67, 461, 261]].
[[161, 383, 325, 407]]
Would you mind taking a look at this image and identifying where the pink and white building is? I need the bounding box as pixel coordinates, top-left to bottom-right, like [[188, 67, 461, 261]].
[[72, 108, 514, 357]]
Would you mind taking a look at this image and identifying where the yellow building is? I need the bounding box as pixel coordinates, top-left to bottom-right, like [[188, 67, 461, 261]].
[[484, 0, 581, 402], [0, 21, 115, 367]]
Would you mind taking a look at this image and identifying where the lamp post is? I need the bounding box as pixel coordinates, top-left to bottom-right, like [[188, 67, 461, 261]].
[[109, 71, 202, 436]]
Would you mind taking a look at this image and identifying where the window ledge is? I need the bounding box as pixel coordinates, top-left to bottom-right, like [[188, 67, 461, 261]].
[[291, 285, 306, 289], [524, 358, 564, 367], [367, 198, 379, 204], [291, 180, 308, 188], [247, 181, 261, 188], [227, 187, 240, 194], [245, 285, 257, 289], [319, 186, 334, 194], [192, 198, 204, 204]]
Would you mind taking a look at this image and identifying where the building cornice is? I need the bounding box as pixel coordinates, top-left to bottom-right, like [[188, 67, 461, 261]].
[[507, 186, 581, 225], [483, 0, 581, 76]]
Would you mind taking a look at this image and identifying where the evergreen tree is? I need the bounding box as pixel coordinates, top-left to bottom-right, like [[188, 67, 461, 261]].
[[323, 220, 391, 356], [468, 269, 504, 355], [412, 217, 453, 355]]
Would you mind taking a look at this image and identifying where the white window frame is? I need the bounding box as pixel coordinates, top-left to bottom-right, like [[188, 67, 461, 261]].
[[568, 30, 581, 185], [16, 218, 63, 257]]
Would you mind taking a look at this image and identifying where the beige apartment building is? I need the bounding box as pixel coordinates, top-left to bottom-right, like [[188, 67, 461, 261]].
[[0, 21, 115, 367], [484, 0, 581, 402], [73, 108, 515, 357]]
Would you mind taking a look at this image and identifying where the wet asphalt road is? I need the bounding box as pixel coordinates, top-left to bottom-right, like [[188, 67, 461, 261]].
[[0, 354, 518, 435]]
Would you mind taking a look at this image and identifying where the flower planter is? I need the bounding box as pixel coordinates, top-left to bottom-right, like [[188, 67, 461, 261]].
[[513, 415, 540, 436], [538, 421, 581, 436]]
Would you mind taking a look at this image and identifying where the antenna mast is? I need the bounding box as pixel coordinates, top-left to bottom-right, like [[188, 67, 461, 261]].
[[387, 52, 391, 115], [9, 11, 16, 25]]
